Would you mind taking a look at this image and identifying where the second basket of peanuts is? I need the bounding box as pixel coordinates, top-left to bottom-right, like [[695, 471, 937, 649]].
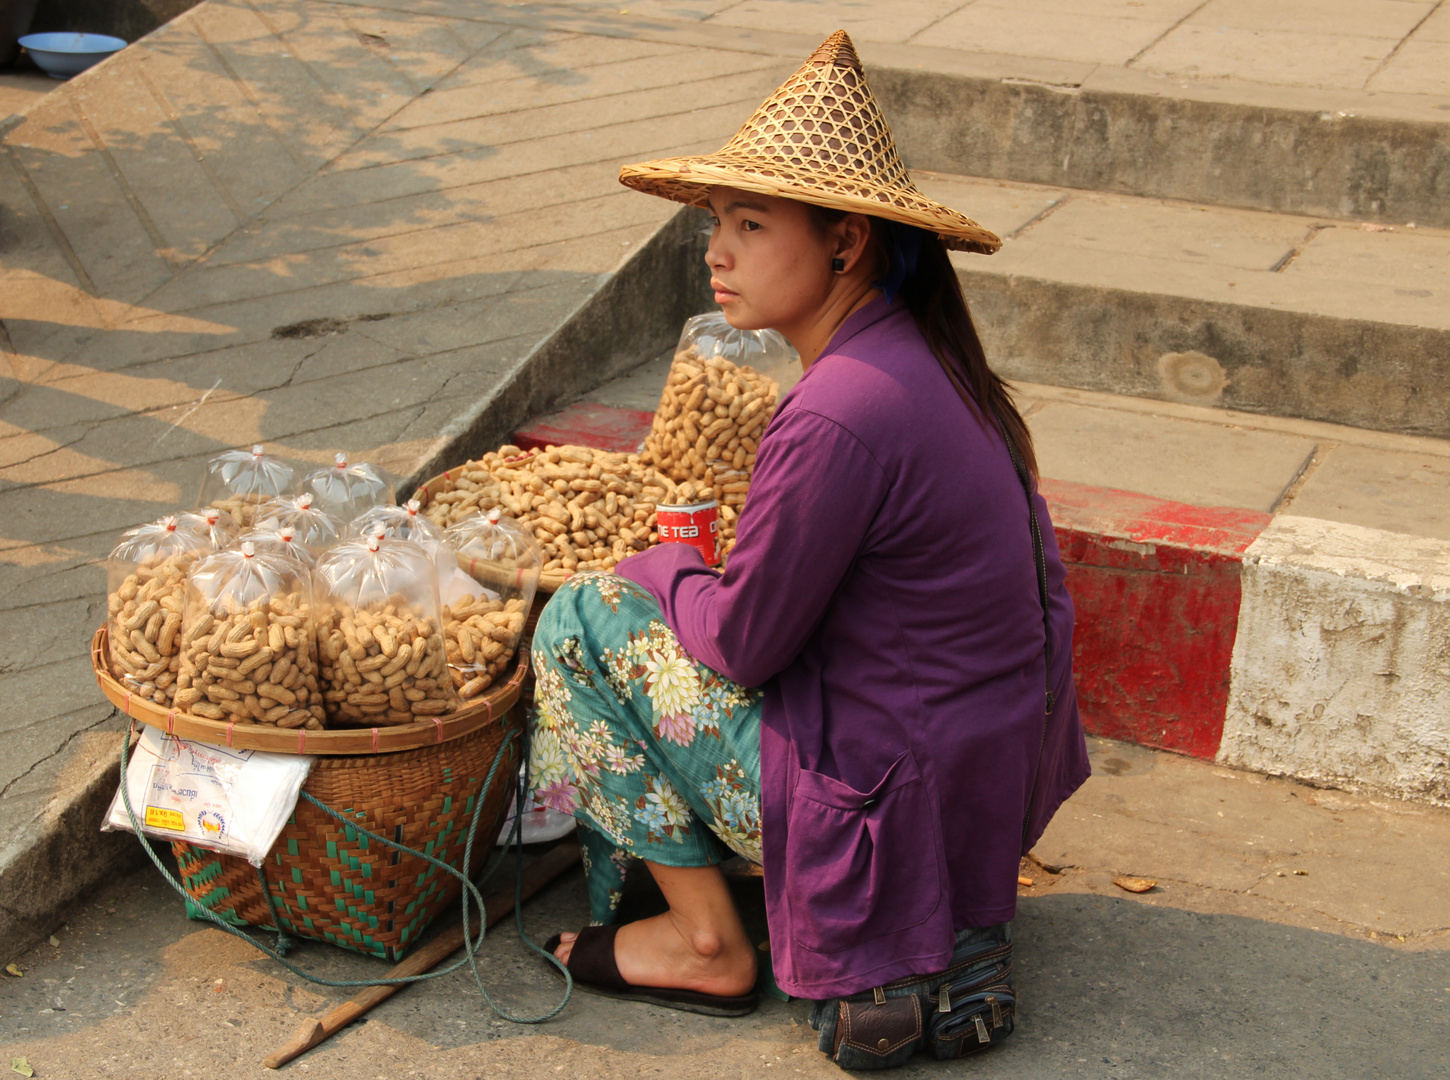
[[414, 312, 790, 594]]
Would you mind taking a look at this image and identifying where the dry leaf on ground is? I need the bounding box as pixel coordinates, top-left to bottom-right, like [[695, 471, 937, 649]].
[[1112, 876, 1157, 893]]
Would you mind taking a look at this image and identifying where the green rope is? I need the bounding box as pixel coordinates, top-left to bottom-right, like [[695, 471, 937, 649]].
[[117, 718, 571, 1022]]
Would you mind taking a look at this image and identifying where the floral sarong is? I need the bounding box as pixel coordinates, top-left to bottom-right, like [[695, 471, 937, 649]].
[[527, 572, 764, 924]]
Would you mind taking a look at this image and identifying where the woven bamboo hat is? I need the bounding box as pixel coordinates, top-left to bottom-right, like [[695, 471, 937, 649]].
[[619, 30, 1000, 255]]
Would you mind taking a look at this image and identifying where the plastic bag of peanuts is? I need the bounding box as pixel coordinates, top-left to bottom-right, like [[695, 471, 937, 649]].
[[107, 515, 223, 705], [298, 452, 395, 522], [349, 498, 482, 621], [441, 509, 542, 701], [173, 541, 325, 730], [640, 313, 788, 550], [238, 523, 320, 569], [200, 444, 295, 528], [255, 492, 344, 553], [312, 536, 457, 727], [348, 498, 445, 548], [177, 506, 240, 550]]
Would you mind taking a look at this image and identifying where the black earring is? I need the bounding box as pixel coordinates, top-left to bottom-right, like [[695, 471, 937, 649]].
[[831, 258, 845, 272]]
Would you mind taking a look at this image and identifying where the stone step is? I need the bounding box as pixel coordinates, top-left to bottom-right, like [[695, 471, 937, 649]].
[[878, 59, 1450, 229], [907, 170, 1450, 439]]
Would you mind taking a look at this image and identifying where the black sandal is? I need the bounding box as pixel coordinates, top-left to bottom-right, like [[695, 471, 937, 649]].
[[543, 925, 758, 1017]]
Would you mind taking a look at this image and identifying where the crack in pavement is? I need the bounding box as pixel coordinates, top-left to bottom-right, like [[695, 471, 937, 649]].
[[0, 429, 92, 472], [0, 707, 120, 799]]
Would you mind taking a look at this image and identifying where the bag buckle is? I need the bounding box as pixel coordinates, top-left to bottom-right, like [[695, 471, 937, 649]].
[[986, 994, 1003, 1027], [937, 984, 952, 1014], [973, 1015, 991, 1044], [872, 986, 886, 1006]]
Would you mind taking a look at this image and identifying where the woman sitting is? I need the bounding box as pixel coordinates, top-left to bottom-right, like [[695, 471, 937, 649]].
[[528, 30, 1089, 1069]]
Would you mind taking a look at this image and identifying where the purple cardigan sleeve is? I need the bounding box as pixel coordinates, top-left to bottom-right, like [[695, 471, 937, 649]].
[[618, 407, 889, 687]]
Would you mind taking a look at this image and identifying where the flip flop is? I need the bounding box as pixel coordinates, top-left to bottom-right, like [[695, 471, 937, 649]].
[[543, 924, 758, 1017]]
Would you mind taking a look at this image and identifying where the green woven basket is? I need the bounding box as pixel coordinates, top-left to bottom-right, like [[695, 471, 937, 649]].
[[172, 712, 520, 961]]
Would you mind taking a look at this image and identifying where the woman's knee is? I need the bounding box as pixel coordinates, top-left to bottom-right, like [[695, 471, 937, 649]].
[[534, 573, 661, 651]]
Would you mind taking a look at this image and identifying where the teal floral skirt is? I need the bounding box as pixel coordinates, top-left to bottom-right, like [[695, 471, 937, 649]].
[[527, 572, 764, 924]]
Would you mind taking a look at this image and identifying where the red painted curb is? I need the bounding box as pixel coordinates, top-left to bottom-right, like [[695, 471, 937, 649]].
[[1041, 479, 1271, 760], [509, 402, 1271, 762], [513, 402, 654, 454]]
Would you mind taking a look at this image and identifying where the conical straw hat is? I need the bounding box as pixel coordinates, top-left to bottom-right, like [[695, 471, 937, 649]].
[[619, 30, 1000, 255]]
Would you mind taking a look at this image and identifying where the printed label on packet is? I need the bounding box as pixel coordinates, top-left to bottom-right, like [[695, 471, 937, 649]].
[[144, 806, 186, 831]]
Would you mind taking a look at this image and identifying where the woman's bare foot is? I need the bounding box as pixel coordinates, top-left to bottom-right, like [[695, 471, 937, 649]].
[[553, 862, 757, 997]]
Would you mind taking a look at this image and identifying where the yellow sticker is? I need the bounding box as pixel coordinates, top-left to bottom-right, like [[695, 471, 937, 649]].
[[145, 806, 186, 831]]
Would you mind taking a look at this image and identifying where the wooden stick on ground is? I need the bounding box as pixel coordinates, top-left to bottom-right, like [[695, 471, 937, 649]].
[[263, 838, 582, 1070]]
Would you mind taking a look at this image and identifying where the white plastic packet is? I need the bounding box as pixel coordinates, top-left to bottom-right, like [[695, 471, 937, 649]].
[[496, 767, 576, 846], [104, 726, 313, 867]]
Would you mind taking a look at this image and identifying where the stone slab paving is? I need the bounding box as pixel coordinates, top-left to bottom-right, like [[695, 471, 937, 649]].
[[1, 0, 1446, 959], [0, 70, 53, 129]]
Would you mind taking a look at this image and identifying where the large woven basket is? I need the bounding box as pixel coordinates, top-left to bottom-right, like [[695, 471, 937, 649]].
[[92, 626, 528, 961], [172, 712, 521, 961]]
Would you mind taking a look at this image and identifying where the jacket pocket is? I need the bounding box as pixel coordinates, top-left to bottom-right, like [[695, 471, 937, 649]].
[[785, 752, 944, 955]]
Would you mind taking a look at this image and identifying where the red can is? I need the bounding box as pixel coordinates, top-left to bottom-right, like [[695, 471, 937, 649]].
[[655, 500, 720, 566]]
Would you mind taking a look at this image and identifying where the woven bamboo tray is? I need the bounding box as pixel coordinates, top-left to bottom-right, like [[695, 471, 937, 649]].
[[91, 626, 527, 755], [172, 710, 522, 960]]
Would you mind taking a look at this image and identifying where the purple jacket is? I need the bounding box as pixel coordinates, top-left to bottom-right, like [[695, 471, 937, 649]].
[[619, 297, 1089, 998]]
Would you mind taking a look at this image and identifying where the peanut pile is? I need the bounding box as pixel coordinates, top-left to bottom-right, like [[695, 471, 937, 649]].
[[208, 495, 265, 529], [108, 553, 201, 705], [173, 593, 324, 729], [658, 480, 715, 507], [640, 350, 777, 547], [414, 356, 778, 583], [443, 595, 527, 699], [422, 446, 669, 581], [318, 606, 454, 725]]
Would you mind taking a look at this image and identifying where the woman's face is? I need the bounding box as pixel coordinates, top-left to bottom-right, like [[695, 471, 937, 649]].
[[704, 187, 838, 335]]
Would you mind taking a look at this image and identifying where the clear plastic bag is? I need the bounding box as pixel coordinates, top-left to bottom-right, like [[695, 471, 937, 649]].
[[298, 452, 395, 522], [107, 515, 220, 705], [104, 725, 313, 867], [440, 509, 541, 700], [173, 541, 324, 730], [254, 493, 344, 552], [313, 536, 455, 726], [238, 524, 319, 569], [349, 498, 444, 549], [641, 313, 786, 550], [348, 498, 480, 622], [200, 444, 295, 528], [176, 507, 240, 550]]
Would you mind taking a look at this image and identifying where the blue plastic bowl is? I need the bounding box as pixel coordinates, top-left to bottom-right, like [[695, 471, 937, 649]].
[[18, 32, 126, 79]]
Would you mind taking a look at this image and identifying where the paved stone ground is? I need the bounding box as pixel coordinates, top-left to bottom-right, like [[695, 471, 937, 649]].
[[2, 735, 1447, 1079], [0, 69, 53, 127], [1, 0, 1447, 970]]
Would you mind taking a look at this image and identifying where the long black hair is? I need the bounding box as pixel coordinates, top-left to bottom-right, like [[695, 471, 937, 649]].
[[897, 234, 1038, 479], [813, 209, 1038, 478]]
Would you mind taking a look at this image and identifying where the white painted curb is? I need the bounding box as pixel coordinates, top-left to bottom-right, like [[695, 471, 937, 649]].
[[1219, 516, 1450, 805]]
